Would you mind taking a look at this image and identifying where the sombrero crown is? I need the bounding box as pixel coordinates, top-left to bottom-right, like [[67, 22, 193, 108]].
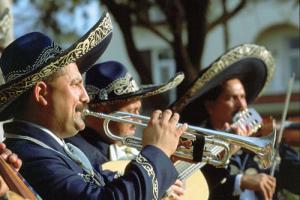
[[170, 44, 275, 123], [0, 12, 113, 120], [85, 61, 185, 104]]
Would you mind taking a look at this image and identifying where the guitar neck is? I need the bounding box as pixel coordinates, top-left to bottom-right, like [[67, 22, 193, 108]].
[[175, 161, 206, 180], [0, 157, 38, 200], [231, 108, 263, 134], [175, 144, 224, 180]]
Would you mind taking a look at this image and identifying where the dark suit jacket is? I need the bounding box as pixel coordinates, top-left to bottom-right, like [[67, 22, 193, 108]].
[[277, 144, 300, 194], [66, 133, 109, 170], [4, 121, 177, 200], [72, 126, 111, 161], [201, 121, 258, 200], [201, 122, 300, 200]]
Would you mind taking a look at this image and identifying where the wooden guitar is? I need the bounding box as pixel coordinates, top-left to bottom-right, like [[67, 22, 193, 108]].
[[0, 157, 38, 200], [102, 160, 209, 200]]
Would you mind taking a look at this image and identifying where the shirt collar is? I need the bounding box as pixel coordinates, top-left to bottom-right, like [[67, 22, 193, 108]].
[[13, 119, 65, 146]]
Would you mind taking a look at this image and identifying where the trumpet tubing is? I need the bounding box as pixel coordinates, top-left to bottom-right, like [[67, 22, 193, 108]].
[[83, 109, 275, 168]]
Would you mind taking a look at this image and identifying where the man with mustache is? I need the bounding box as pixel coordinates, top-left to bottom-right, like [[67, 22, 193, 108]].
[[67, 61, 186, 199], [1, 13, 187, 200], [171, 44, 276, 200]]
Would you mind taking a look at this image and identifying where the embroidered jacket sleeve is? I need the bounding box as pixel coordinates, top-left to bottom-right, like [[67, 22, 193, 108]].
[[5, 138, 177, 200]]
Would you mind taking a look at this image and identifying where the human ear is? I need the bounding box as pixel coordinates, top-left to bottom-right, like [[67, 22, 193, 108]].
[[34, 81, 48, 106]]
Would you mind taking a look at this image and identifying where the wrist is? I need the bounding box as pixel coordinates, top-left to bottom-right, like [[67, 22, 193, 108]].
[[240, 174, 248, 190]]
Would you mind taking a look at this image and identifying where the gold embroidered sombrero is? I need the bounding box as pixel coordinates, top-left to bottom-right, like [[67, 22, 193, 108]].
[[0, 12, 113, 120], [85, 61, 185, 105], [169, 44, 275, 123]]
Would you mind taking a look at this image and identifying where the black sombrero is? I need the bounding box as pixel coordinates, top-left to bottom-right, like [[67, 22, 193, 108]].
[[0, 12, 113, 120], [169, 44, 275, 123], [85, 61, 185, 105]]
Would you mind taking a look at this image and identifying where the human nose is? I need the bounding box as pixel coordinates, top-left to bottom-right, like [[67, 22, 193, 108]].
[[80, 86, 90, 103], [236, 97, 247, 110]]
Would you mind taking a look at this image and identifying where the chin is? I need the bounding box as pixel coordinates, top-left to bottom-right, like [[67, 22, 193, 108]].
[[77, 123, 86, 132], [74, 118, 86, 131], [68, 131, 79, 138], [127, 131, 135, 136]]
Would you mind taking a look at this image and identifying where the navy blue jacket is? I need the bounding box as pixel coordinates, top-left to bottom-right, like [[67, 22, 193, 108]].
[[201, 121, 300, 199], [67, 127, 111, 162], [200, 119, 266, 200], [66, 133, 109, 170], [4, 121, 178, 200]]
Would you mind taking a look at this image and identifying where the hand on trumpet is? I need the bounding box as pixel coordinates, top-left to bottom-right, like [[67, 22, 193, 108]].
[[224, 122, 253, 156], [142, 110, 188, 157]]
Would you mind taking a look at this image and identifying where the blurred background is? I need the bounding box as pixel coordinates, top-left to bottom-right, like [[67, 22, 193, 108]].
[[0, 0, 299, 199], [2, 0, 299, 115]]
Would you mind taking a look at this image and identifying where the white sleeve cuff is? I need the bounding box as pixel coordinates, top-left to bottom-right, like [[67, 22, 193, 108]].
[[233, 174, 243, 196]]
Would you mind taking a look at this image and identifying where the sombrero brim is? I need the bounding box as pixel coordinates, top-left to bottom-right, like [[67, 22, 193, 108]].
[[90, 72, 185, 105], [0, 12, 113, 120], [169, 44, 275, 123]]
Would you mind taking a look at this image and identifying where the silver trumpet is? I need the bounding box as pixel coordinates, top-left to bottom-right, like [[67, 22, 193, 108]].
[[82, 109, 276, 168]]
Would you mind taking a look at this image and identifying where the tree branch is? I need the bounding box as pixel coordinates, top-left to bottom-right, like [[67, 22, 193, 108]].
[[136, 16, 172, 45], [101, 0, 153, 84], [208, 0, 247, 31]]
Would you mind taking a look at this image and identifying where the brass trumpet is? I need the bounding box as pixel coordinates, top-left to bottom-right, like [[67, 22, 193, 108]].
[[82, 109, 276, 168]]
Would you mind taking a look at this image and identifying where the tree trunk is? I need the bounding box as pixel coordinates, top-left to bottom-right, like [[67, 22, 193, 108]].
[[101, 0, 153, 84]]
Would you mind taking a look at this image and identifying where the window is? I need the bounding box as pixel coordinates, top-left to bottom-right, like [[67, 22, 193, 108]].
[[151, 48, 176, 103], [255, 25, 299, 94], [288, 37, 300, 90]]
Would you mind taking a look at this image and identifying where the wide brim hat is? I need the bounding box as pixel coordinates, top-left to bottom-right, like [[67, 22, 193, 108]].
[[85, 61, 185, 105], [169, 44, 275, 123], [0, 12, 113, 120]]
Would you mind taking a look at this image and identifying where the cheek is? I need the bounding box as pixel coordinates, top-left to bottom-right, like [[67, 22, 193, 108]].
[[212, 102, 234, 119], [118, 123, 134, 136], [110, 122, 125, 134]]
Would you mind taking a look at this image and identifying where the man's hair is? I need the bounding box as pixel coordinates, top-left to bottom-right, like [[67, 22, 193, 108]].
[[203, 75, 243, 102], [12, 67, 66, 118], [8, 89, 32, 119], [44, 67, 66, 83], [202, 85, 222, 102]]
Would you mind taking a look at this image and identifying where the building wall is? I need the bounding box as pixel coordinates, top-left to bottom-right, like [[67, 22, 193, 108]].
[[203, 1, 299, 70], [102, 1, 299, 116], [103, 1, 299, 93]]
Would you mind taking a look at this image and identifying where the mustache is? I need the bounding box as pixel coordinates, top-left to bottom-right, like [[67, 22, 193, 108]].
[[75, 104, 88, 119]]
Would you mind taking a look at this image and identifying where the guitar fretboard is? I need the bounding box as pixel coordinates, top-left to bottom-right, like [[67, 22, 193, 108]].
[[174, 144, 224, 180]]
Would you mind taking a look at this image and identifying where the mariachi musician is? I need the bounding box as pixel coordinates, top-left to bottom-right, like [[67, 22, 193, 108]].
[[66, 61, 186, 199], [1, 12, 187, 200], [170, 44, 279, 200], [67, 60, 184, 163]]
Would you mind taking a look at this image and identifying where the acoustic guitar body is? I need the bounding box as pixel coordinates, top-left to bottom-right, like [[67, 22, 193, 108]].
[[102, 160, 209, 200]]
